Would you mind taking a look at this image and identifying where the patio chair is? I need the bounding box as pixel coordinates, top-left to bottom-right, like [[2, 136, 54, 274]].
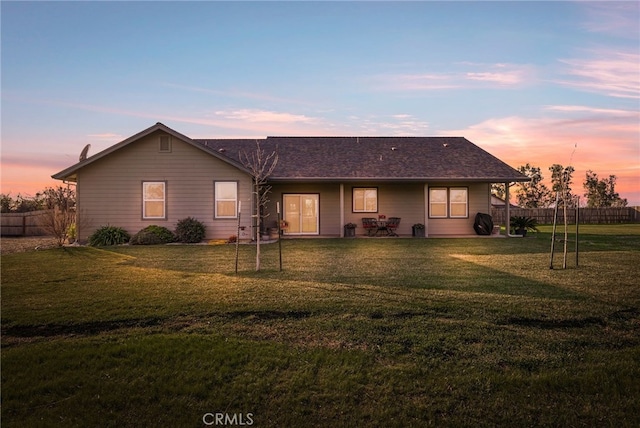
[[386, 217, 401, 236], [362, 218, 378, 236]]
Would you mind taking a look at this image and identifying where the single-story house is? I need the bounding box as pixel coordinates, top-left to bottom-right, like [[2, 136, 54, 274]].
[[52, 122, 529, 241]]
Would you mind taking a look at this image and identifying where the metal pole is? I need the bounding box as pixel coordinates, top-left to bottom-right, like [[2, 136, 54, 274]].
[[549, 192, 560, 269], [235, 201, 241, 274], [575, 196, 579, 267], [563, 194, 568, 269]]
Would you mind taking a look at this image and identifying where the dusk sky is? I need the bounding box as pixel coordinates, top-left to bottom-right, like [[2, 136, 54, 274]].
[[2, 1, 639, 204]]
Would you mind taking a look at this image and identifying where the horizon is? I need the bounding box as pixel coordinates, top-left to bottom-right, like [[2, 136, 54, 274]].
[[2, 1, 638, 205]]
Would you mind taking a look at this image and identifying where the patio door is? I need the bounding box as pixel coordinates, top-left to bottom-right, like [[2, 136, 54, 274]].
[[283, 194, 319, 235]]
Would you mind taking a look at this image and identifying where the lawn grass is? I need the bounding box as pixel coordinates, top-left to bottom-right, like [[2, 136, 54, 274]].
[[2, 225, 639, 427]]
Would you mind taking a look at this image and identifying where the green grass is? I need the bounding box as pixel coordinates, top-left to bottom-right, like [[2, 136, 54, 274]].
[[2, 225, 640, 427]]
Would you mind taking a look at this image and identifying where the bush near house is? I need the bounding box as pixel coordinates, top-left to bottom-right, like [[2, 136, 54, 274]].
[[130, 225, 175, 245], [88, 226, 131, 246], [174, 217, 206, 243]]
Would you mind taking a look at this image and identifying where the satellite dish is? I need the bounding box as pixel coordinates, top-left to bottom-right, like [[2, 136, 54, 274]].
[[79, 144, 91, 161]]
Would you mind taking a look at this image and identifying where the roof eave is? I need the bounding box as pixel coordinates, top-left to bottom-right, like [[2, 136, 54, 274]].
[[268, 176, 531, 183]]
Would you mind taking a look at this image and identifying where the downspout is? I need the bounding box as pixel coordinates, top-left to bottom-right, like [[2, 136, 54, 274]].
[[505, 182, 522, 237]]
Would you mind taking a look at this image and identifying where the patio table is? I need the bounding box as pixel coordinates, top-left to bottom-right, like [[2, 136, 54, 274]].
[[375, 220, 390, 236]]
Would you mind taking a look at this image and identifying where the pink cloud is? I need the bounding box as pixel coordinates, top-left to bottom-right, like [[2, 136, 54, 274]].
[[558, 50, 640, 99], [372, 63, 533, 91], [580, 2, 639, 38], [441, 107, 640, 204]]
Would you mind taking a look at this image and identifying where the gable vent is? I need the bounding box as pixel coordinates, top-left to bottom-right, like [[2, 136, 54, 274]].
[[159, 135, 171, 152]]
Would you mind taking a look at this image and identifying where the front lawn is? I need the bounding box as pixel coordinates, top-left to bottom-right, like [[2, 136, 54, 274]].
[[2, 226, 639, 427]]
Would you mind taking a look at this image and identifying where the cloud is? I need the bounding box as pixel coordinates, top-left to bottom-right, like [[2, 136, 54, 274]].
[[212, 109, 317, 124], [87, 133, 123, 140], [440, 106, 640, 204], [557, 50, 640, 99], [370, 63, 533, 91], [159, 82, 312, 106], [580, 2, 639, 38]]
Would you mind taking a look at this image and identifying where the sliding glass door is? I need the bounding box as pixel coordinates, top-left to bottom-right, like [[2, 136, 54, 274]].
[[283, 194, 319, 235]]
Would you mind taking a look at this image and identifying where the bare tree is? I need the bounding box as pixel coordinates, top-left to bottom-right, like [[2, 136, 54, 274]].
[[240, 141, 278, 271], [37, 186, 76, 246]]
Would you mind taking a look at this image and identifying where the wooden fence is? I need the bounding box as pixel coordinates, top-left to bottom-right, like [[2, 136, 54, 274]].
[[1, 210, 52, 236], [491, 206, 640, 225]]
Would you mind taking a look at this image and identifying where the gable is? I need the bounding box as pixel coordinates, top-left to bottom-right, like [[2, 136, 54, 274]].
[[52, 123, 250, 182]]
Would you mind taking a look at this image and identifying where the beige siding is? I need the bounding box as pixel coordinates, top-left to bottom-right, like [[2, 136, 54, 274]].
[[269, 183, 342, 235], [344, 183, 425, 236], [267, 182, 491, 237], [426, 183, 490, 236], [76, 131, 252, 241]]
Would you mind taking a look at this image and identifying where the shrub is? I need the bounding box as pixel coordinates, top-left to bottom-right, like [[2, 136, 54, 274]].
[[130, 225, 175, 245], [88, 226, 131, 246], [175, 217, 206, 243]]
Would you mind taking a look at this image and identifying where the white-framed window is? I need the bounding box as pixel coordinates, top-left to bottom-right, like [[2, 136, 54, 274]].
[[429, 187, 468, 218], [449, 188, 468, 218], [353, 187, 378, 212], [429, 188, 448, 218], [143, 181, 166, 219], [215, 181, 237, 218]]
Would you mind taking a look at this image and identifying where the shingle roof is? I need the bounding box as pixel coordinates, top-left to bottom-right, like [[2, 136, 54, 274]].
[[51, 122, 527, 183], [195, 136, 529, 182]]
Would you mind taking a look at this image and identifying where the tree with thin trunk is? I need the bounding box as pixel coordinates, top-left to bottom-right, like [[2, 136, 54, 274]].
[[37, 186, 77, 246], [240, 141, 278, 271], [549, 164, 575, 207]]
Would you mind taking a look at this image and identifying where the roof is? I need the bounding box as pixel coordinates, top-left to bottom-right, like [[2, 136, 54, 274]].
[[52, 122, 528, 183], [52, 123, 250, 181], [196, 136, 529, 182]]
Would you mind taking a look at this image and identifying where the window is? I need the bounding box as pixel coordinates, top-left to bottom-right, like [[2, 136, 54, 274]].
[[449, 188, 468, 218], [429, 187, 468, 218], [159, 135, 171, 152], [143, 182, 166, 219], [353, 188, 378, 212], [429, 188, 448, 218], [215, 181, 237, 218]]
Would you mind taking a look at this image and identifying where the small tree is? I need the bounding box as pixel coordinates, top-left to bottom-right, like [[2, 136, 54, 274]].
[[549, 164, 575, 207], [240, 141, 278, 271], [514, 164, 553, 208], [37, 186, 77, 246], [583, 170, 628, 208]]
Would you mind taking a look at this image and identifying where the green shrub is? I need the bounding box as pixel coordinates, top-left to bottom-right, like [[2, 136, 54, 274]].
[[175, 217, 206, 243], [88, 226, 131, 246], [130, 225, 175, 245]]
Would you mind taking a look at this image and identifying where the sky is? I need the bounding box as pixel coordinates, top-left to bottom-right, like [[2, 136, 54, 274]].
[[2, 1, 639, 205]]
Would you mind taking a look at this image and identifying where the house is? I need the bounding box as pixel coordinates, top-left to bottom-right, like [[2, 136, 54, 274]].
[[52, 122, 529, 241]]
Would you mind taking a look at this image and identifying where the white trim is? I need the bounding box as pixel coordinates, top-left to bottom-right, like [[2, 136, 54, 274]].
[[142, 181, 166, 219]]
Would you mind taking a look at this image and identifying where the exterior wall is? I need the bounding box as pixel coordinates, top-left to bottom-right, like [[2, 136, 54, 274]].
[[268, 183, 342, 236], [344, 183, 425, 236], [266, 182, 491, 237], [426, 182, 490, 236], [76, 130, 253, 241]]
